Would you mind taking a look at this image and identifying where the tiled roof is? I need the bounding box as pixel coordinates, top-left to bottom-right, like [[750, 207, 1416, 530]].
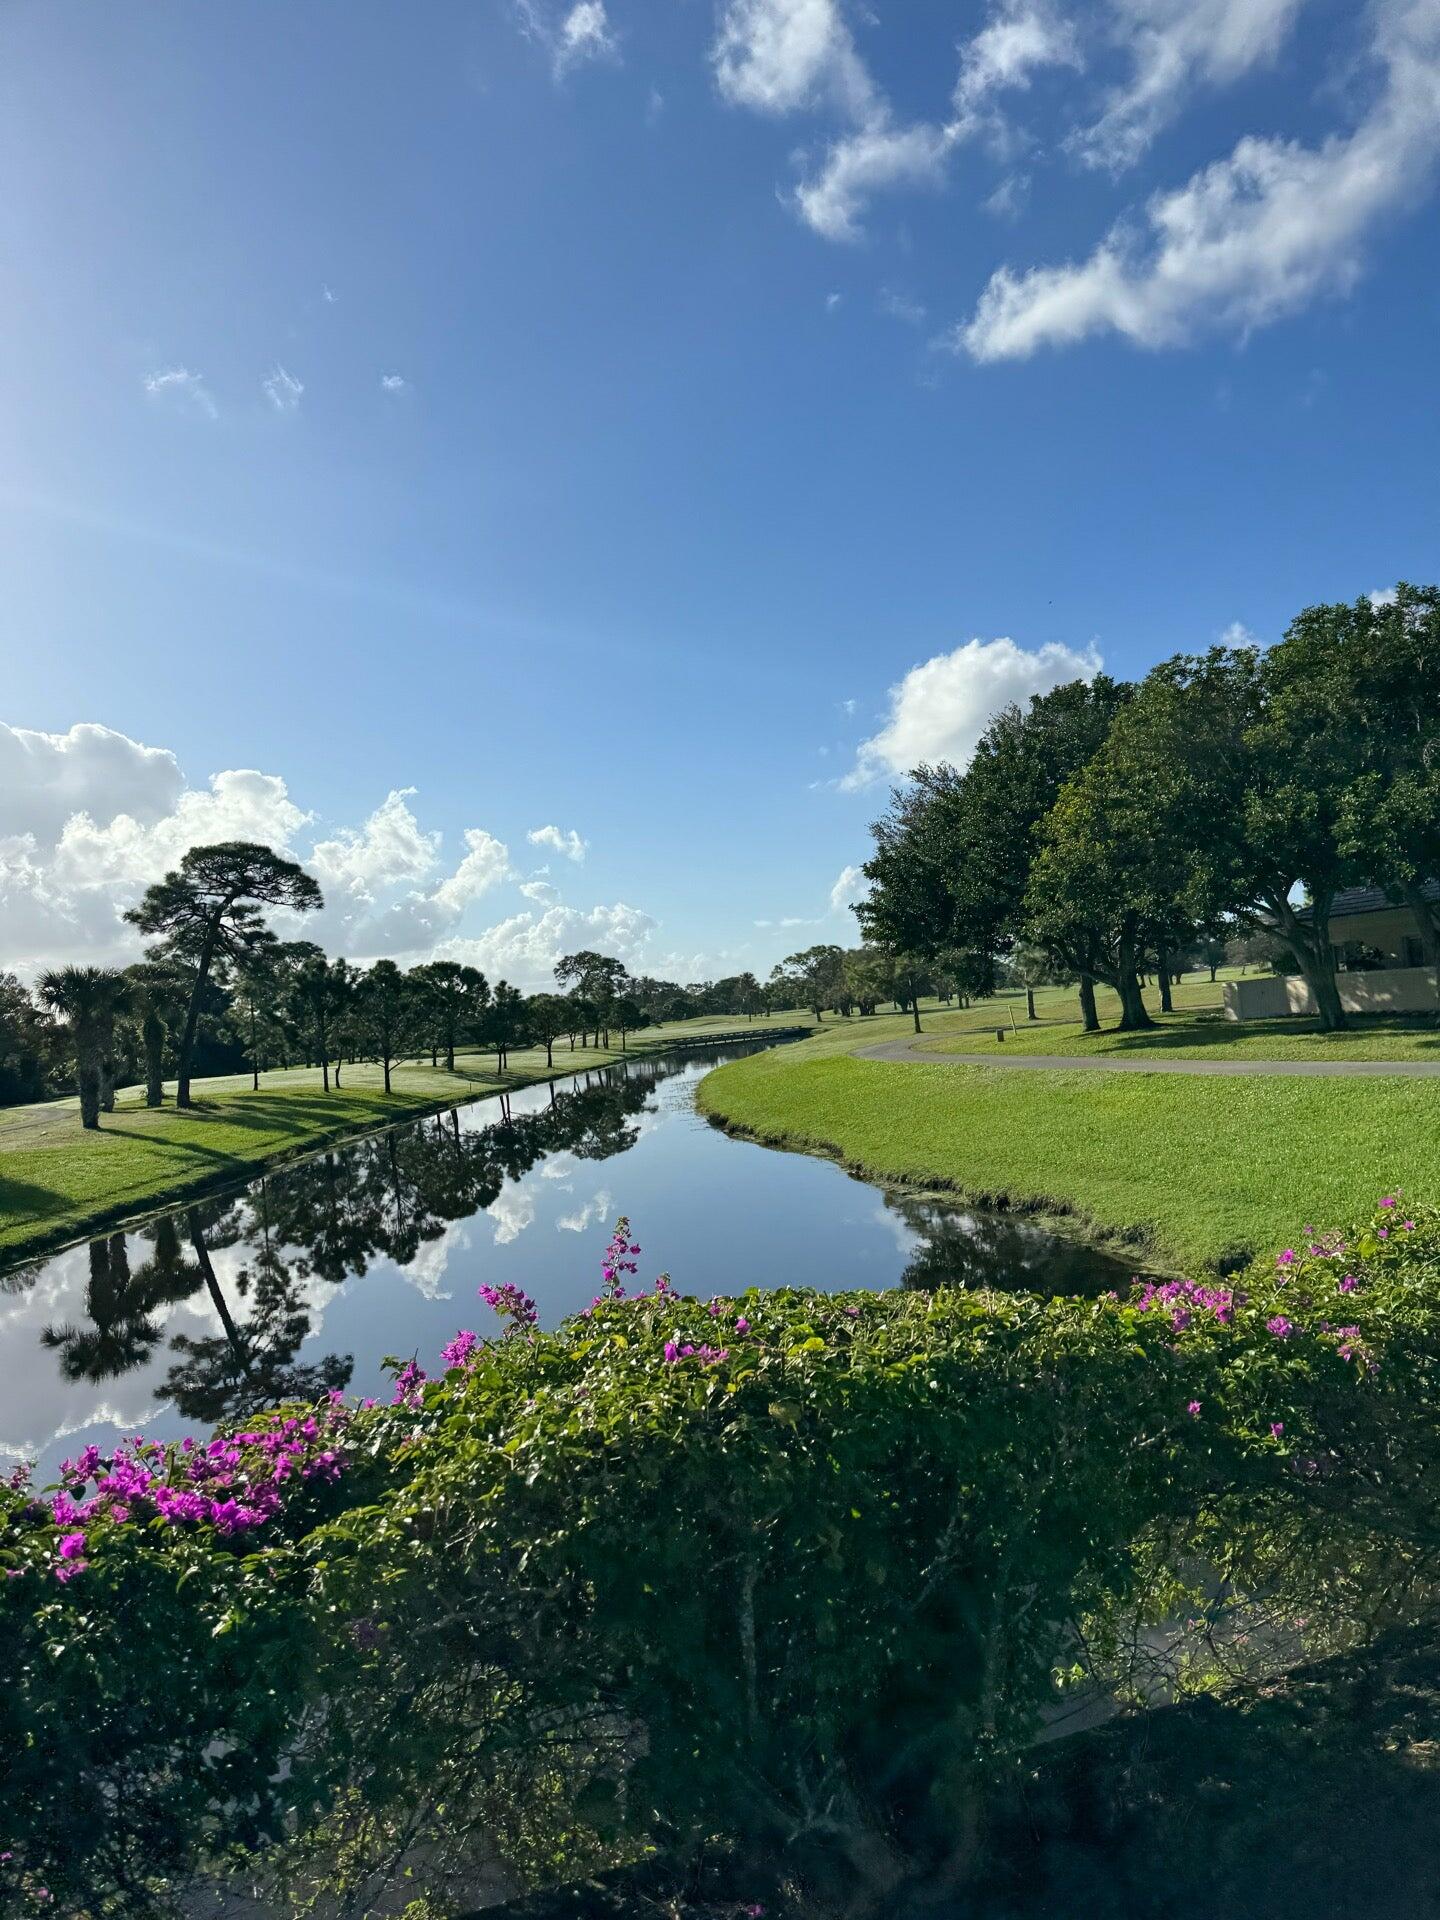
[[1297, 880, 1440, 921]]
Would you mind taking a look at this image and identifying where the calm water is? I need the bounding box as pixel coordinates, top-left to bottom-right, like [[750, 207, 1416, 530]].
[[0, 1040, 1134, 1483]]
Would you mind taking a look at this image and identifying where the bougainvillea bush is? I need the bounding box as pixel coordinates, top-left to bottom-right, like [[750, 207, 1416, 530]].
[[3, 1208, 1440, 1917]]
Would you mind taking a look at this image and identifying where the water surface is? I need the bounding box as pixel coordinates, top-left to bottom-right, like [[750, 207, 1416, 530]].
[[0, 1041, 1134, 1482]]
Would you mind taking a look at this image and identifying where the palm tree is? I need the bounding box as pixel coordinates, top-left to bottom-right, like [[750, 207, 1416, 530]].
[[37, 966, 132, 1129]]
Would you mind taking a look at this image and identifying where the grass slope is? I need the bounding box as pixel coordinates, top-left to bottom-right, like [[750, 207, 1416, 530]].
[[0, 1011, 806, 1262], [697, 1001, 1440, 1272], [930, 976, 1440, 1063]]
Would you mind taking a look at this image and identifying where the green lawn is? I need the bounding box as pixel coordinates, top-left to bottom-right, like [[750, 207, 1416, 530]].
[[923, 976, 1440, 1062], [697, 1005, 1440, 1273], [0, 1010, 809, 1261]]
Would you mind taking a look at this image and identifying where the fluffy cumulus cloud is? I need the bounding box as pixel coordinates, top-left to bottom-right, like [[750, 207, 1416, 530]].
[[959, 0, 1440, 359], [828, 862, 866, 915], [527, 823, 588, 863], [0, 722, 648, 980], [434, 902, 658, 993], [0, 723, 312, 972], [842, 636, 1102, 787]]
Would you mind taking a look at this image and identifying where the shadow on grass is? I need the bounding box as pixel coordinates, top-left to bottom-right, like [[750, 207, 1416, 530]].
[[0, 1175, 68, 1221], [1099, 1010, 1440, 1056], [101, 1093, 414, 1163]]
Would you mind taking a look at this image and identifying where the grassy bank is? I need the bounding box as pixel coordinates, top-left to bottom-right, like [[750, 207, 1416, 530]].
[[929, 975, 1440, 1063], [697, 1004, 1440, 1271], [0, 1011, 806, 1263]]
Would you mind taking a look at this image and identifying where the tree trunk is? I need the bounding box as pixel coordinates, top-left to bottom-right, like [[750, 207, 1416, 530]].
[[383, 1054, 392, 1093], [1026, 987, 1037, 1021], [100, 1049, 117, 1112], [1077, 974, 1099, 1032], [77, 1052, 101, 1130], [143, 1012, 165, 1107], [1157, 946, 1174, 1014], [1115, 973, 1153, 1031], [250, 1003, 260, 1091], [188, 1209, 252, 1376], [176, 924, 220, 1109], [545, 1038, 554, 1068], [1270, 893, 1347, 1032], [911, 999, 922, 1034]]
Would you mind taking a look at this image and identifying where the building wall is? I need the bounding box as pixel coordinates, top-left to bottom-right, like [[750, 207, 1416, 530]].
[[1328, 908, 1428, 969], [1224, 967, 1440, 1021]]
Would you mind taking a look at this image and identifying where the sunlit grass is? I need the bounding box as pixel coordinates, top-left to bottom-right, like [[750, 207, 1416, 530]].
[[698, 1015, 1440, 1273], [0, 1009, 810, 1258]]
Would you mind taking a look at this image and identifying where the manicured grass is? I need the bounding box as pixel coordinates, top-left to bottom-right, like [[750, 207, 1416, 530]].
[[0, 1010, 809, 1261], [697, 1013, 1440, 1272], [925, 977, 1440, 1062]]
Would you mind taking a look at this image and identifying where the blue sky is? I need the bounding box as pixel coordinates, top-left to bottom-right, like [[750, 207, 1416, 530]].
[[3, 0, 1438, 987]]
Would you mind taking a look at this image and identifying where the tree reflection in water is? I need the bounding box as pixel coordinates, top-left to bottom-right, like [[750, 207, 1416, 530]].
[[26, 1065, 662, 1429]]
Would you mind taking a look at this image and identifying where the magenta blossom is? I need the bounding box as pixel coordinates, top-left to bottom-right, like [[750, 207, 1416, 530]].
[[1266, 1315, 1294, 1339]]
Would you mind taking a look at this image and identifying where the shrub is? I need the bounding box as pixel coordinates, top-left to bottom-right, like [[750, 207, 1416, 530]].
[[3, 1207, 1438, 1915]]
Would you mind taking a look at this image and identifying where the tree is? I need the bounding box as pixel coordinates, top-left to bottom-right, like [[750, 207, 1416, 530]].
[[612, 994, 644, 1050], [228, 949, 289, 1093], [554, 952, 629, 1046], [354, 961, 419, 1094], [781, 945, 845, 1024], [290, 945, 347, 1091], [37, 966, 132, 1128], [862, 679, 1130, 1033], [1334, 583, 1440, 979], [126, 842, 322, 1107], [485, 980, 525, 1072], [122, 959, 189, 1107], [412, 960, 490, 1072], [1104, 640, 1368, 1031], [0, 974, 53, 1107], [525, 993, 570, 1069]]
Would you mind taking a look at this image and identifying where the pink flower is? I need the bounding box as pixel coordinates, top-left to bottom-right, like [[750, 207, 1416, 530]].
[[1380, 1195, 1398, 1209], [1276, 1249, 1297, 1267], [1270, 1422, 1285, 1439], [1187, 1400, 1202, 1418], [735, 1316, 750, 1334], [1266, 1315, 1294, 1339]]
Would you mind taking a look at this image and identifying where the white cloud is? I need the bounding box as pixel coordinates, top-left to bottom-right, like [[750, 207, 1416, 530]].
[[959, 0, 1440, 360], [842, 636, 1103, 787], [952, 0, 1082, 134], [838, 696, 857, 714], [262, 366, 304, 414], [828, 862, 866, 914], [527, 823, 588, 863], [431, 828, 514, 913], [380, 373, 410, 393], [715, 0, 1079, 241], [310, 789, 441, 894], [0, 722, 633, 977], [712, 0, 875, 117], [796, 118, 958, 242], [1074, 0, 1308, 174], [517, 0, 618, 78], [434, 901, 658, 992], [1369, 586, 1399, 607], [826, 291, 843, 310], [1219, 619, 1258, 646], [142, 367, 217, 420], [0, 724, 184, 846], [0, 722, 313, 973]]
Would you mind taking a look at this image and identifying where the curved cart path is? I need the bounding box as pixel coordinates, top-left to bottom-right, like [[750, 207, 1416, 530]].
[[855, 1034, 1440, 1077]]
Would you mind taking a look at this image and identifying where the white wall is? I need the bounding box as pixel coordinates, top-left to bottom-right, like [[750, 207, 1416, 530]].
[[1224, 967, 1440, 1021]]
